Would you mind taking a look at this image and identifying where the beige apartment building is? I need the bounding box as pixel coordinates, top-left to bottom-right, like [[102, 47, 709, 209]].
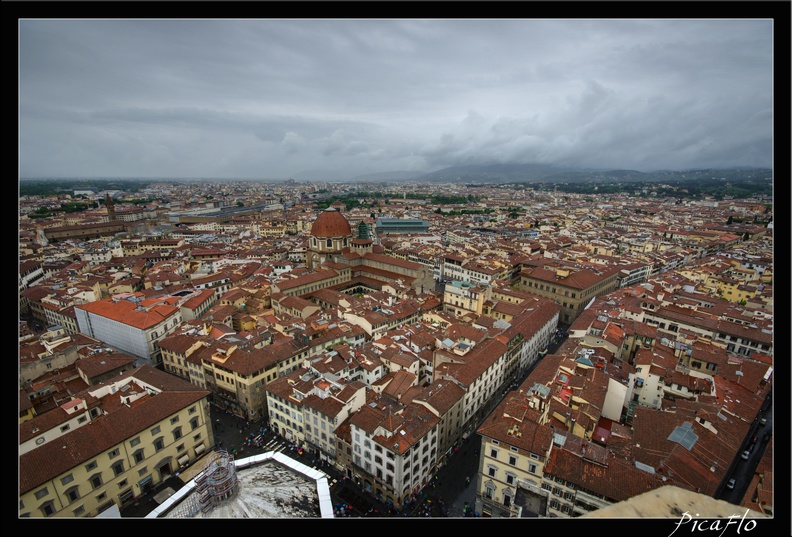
[[518, 262, 621, 324], [159, 322, 366, 420], [443, 280, 492, 318], [19, 365, 213, 518], [475, 403, 555, 517]]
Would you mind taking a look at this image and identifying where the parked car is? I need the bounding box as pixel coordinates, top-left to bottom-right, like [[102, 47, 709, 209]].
[[741, 450, 750, 460], [726, 478, 736, 490], [759, 417, 767, 426]]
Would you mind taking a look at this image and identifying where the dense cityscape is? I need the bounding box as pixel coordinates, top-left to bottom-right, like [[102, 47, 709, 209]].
[[18, 176, 774, 522]]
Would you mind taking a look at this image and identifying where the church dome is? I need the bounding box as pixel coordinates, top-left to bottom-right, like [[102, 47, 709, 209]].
[[310, 207, 352, 238]]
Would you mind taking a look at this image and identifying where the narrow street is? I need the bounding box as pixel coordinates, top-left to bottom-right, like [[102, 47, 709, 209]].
[[122, 402, 485, 518], [122, 331, 569, 519], [718, 402, 773, 505], [207, 402, 484, 518]]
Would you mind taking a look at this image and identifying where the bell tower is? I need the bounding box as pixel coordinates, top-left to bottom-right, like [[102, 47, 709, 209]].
[[105, 194, 117, 221]]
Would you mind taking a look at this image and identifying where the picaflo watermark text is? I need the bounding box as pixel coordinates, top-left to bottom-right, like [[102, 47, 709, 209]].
[[668, 510, 758, 537]]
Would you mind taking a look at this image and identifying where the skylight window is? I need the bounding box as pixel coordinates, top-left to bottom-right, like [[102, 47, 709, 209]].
[[667, 422, 698, 451]]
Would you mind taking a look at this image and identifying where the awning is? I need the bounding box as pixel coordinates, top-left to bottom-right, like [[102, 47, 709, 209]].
[[178, 455, 189, 466], [195, 443, 206, 455]]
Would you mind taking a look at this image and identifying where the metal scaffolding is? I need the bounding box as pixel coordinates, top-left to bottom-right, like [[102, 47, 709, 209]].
[[170, 449, 240, 517]]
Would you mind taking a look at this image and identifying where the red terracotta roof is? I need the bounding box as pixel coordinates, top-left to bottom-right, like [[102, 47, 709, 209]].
[[310, 208, 352, 238]]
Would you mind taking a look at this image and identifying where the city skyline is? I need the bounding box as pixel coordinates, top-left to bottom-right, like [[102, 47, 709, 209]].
[[19, 16, 776, 181], [19, 178, 775, 520]]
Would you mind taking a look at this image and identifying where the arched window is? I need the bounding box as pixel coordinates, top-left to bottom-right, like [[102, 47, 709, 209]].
[[65, 485, 81, 503], [39, 500, 56, 517]]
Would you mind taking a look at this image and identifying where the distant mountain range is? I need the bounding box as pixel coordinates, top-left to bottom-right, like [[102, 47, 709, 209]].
[[414, 163, 576, 183], [330, 163, 771, 185], [23, 164, 770, 185]]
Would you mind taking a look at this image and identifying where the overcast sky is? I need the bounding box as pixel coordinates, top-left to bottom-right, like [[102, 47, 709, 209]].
[[19, 18, 773, 180]]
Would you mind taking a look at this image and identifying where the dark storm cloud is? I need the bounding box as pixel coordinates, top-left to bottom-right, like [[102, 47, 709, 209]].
[[19, 19, 773, 179]]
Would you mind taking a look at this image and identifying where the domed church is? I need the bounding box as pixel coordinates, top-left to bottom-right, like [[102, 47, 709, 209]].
[[306, 207, 352, 270], [283, 207, 432, 295]]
